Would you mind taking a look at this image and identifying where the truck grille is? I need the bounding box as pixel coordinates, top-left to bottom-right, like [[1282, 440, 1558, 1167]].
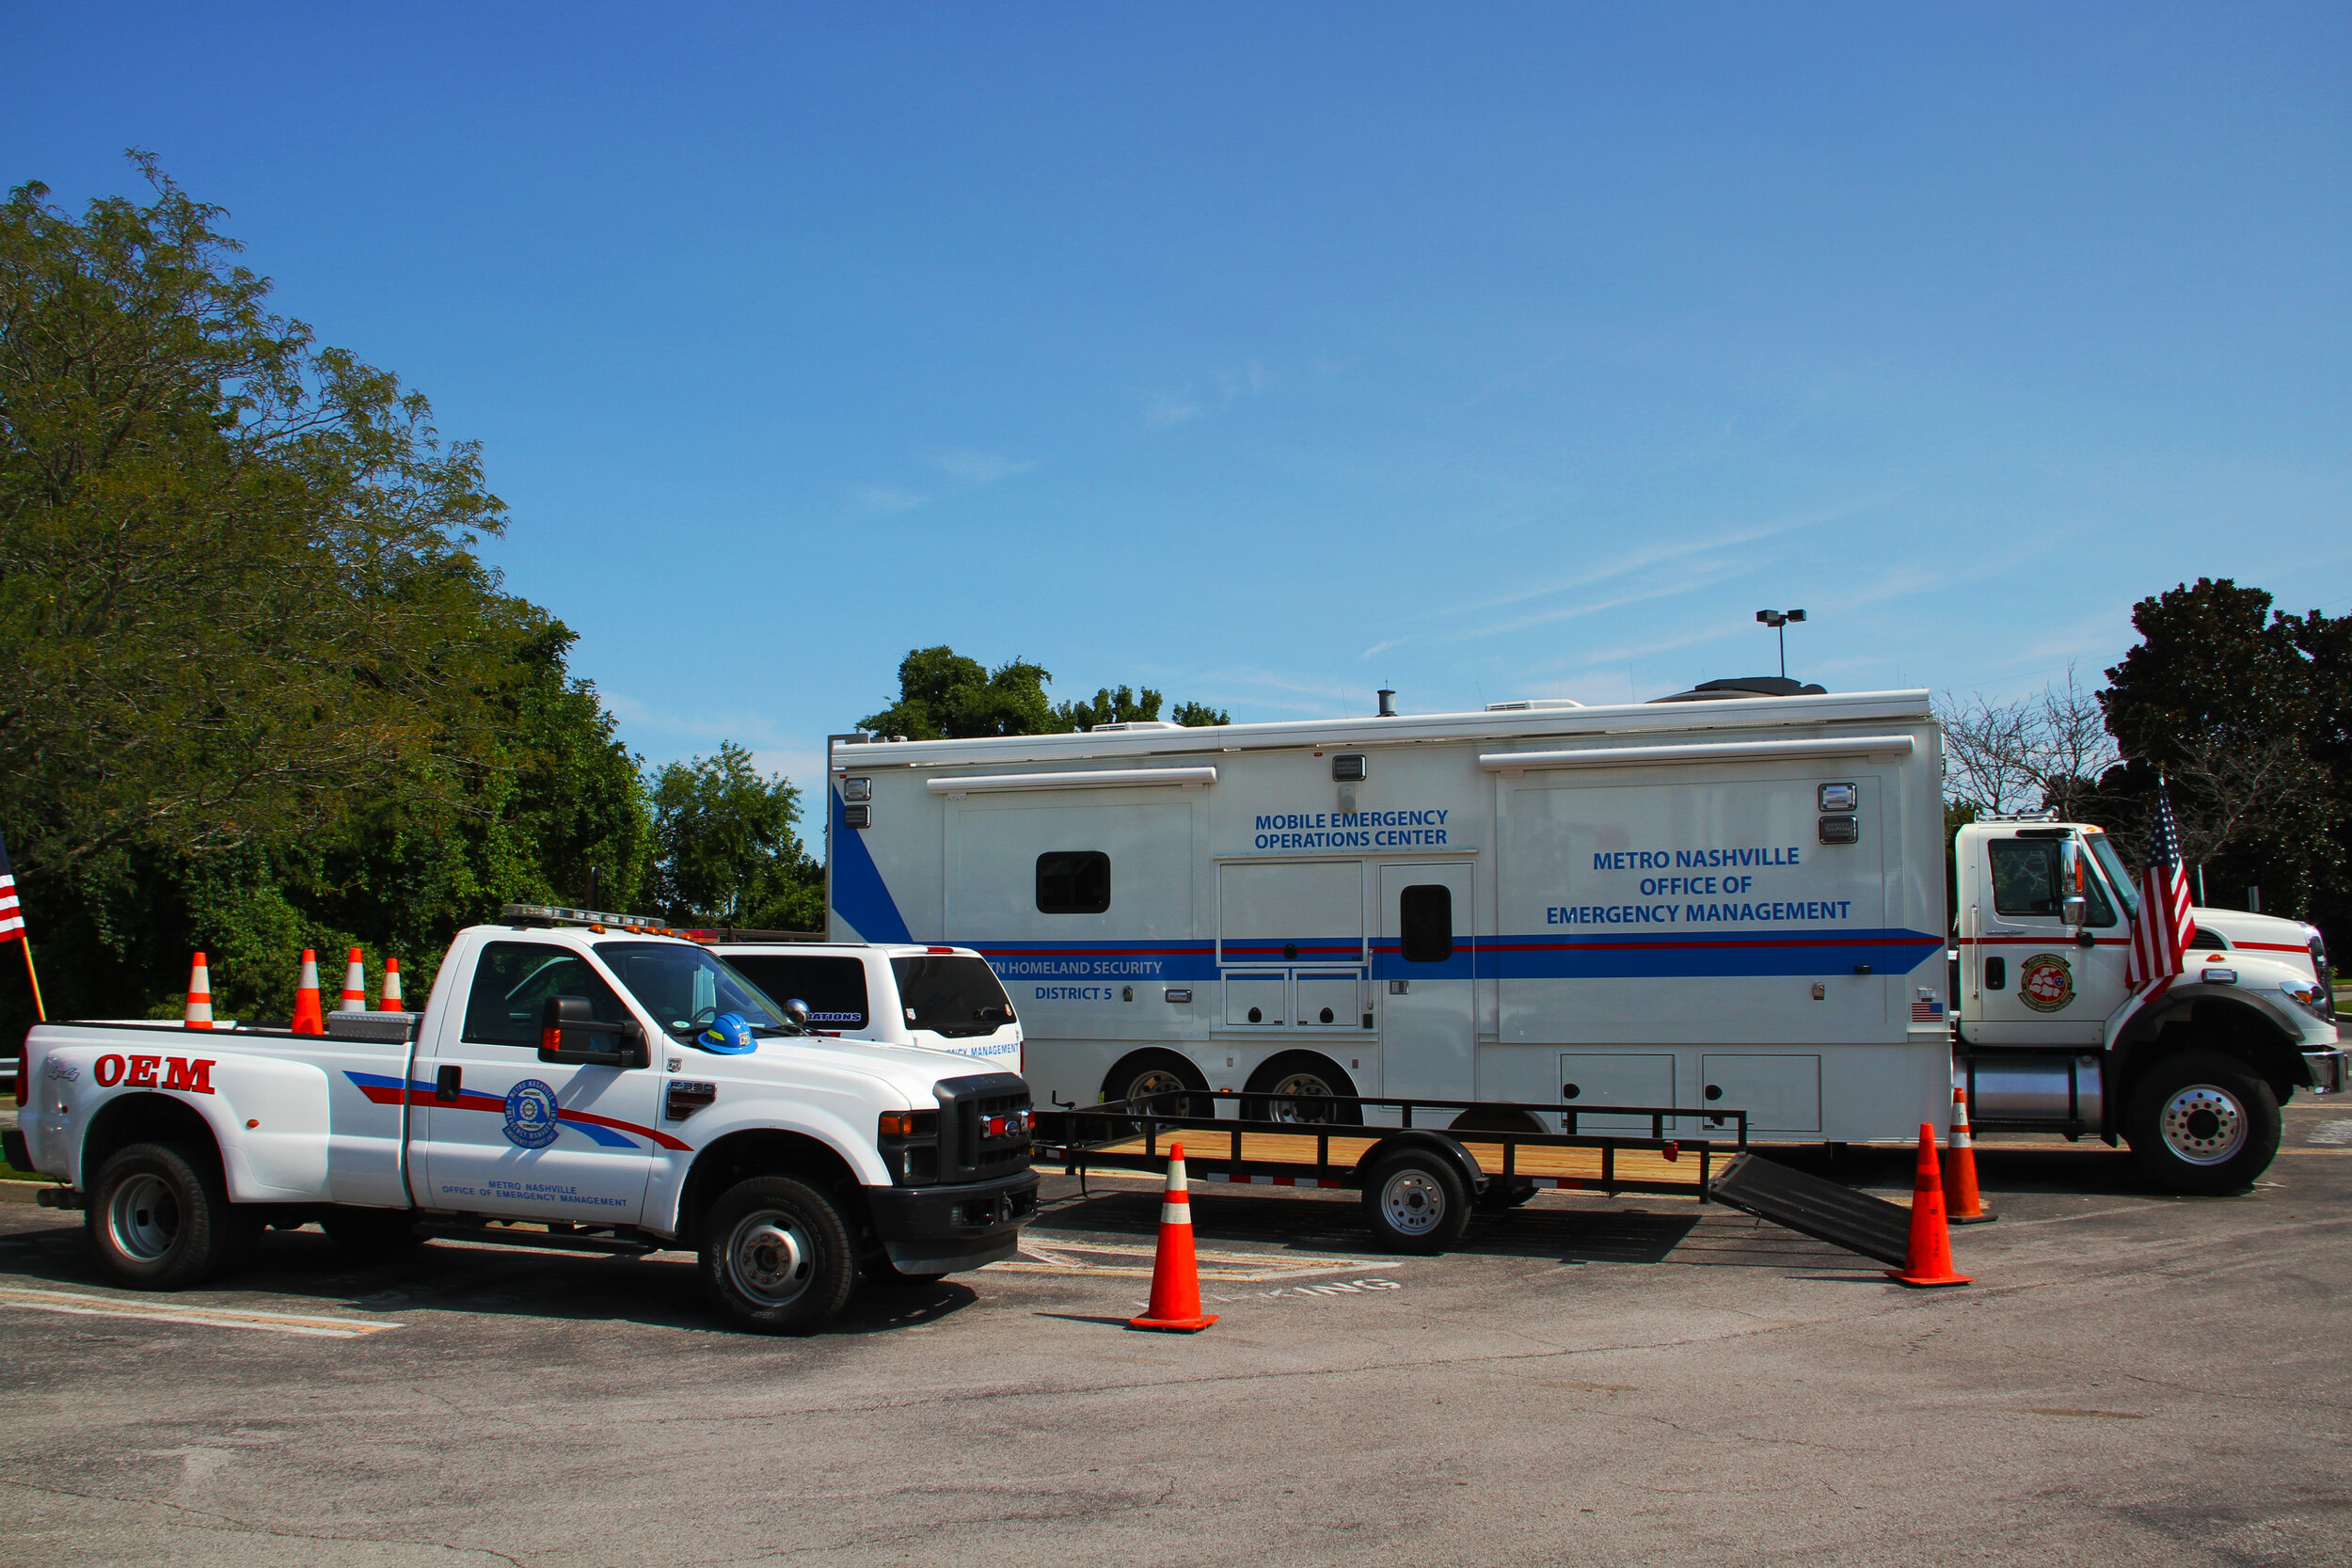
[[933, 1072, 1034, 1183]]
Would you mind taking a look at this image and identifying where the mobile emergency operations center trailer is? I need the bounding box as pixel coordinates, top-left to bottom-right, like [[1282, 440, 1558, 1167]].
[[823, 684, 1959, 1153]]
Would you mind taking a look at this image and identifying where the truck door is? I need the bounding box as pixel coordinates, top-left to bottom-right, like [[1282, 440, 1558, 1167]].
[[1377, 863, 1475, 1101], [414, 941, 663, 1223], [1966, 832, 2126, 1046]]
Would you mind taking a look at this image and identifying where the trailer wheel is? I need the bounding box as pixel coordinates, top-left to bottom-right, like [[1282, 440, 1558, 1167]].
[[699, 1176, 857, 1334], [1362, 1149, 1471, 1254], [322, 1207, 425, 1259], [2123, 1049, 2280, 1196], [85, 1142, 239, 1291]]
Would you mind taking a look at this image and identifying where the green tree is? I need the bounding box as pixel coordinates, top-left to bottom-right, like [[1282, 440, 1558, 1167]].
[[645, 742, 822, 932], [0, 156, 652, 1029], [860, 645, 1229, 737]]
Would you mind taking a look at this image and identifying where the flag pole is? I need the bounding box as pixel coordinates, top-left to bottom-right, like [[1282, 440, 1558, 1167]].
[[20, 940, 44, 1023]]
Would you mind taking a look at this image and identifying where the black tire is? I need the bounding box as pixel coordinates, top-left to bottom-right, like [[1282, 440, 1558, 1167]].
[[1103, 1050, 1211, 1122], [2123, 1049, 2282, 1196], [85, 1142, 238, 1291], [1244, 1053, 1362, 1126], [1361, 1149, 1472, 1254], [322, 1207, 425, 1259], [698, 1176, 858, 1334]]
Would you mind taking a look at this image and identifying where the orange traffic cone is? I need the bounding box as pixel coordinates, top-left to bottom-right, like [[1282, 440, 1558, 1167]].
[[379, 957, 403, 1010], [1887, 1123, 1971, 1288], [1129, 1142, 1218, 1333], [183, 953, 214, 1030], [292, 949, 326, 1036], [337, 947, 368, 1013], [1943, 1087, 1995, 1224]]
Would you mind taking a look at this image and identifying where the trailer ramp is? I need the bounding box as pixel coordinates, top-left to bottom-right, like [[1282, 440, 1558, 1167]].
[[1708, 1153, 1913, 1267]]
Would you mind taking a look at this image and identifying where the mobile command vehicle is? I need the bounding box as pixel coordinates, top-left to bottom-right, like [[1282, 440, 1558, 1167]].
[[696, 937, 1023, 1073], [823, 681, 2341, 1196], [5, 908, 1038, 1334]]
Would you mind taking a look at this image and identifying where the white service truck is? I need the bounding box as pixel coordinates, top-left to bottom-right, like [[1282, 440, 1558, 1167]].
[[703, 939, 1024, 1073], [821, 682, 2341, 1193], [5, 907, 1040, 1333]]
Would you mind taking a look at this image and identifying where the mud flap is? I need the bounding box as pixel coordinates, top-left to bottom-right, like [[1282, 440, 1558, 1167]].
[[1708, 1153, 1915, 1267]]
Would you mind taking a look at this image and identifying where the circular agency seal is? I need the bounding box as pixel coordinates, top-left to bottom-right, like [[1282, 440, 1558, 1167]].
[[2017, 952, 2076, 1013], [502, 1079, 562, 1148]]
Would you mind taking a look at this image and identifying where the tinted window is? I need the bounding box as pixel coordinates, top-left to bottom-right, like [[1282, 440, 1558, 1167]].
[[891, 956, 1016, 1038], [1400, 885, 1454, 963], [723, 955, 870, 1027], [461, 942, 628, 1049], [1037, 851, 1110, 914]]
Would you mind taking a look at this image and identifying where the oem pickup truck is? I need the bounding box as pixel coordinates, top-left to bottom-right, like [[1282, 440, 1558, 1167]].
[[5, 905, 1040, 1334]]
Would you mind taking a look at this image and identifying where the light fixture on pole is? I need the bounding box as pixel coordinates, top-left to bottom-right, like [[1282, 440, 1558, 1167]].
[[1755, 609, 1806, 678]]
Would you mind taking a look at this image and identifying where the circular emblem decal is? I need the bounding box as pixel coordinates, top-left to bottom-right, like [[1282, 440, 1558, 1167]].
[[2018, 953, 2076, 1013], [502, 1079, 562, 1148]]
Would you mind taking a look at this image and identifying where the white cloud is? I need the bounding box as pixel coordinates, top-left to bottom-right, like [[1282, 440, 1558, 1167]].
[[1145, 359, 1269, 430], [1144, 391, 1201, 429], [850, 484, 928, 515], [927, 450, 1037, 487]]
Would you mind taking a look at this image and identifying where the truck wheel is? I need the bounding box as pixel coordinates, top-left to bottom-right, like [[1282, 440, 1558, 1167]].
[[85, 1142, 237, 1291], [2123, 1050, 2281, 1196], [1104, 1052, 1209, 1118], [322, 1208, 424, 1259], [1361, 1150, 1471, 1254], [699, 1176, 857, 1334]]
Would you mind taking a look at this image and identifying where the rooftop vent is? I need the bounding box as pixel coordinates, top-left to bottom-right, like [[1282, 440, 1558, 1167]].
[[1649, 676, 1827, 704], [1088, 720, 1181, 732], [1485, 698, 1587, 712]]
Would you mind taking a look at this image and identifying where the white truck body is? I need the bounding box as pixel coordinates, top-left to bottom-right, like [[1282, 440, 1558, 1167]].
[[10, 915, 1040, 1330], [826, 689, 2342, 1188], [827, 689, 1961, 1144]]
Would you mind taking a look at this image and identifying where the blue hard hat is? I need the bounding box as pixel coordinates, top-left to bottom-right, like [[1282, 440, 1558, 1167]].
[[698, 1012, 756, 1053]]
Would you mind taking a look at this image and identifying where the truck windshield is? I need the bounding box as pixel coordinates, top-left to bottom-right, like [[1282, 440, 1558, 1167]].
[[2085, 832, 2140, 920], [890, 956, 1016, 1039], [596, 942, 791, 1037]]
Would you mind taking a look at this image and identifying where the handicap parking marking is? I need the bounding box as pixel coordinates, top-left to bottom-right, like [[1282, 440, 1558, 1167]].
[[989, 1238, 1388, 1282], [0, 1286, 403, 1338]]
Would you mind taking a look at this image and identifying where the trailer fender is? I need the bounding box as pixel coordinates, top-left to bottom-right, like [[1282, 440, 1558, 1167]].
[[1349, 1131, 1484, 1196]]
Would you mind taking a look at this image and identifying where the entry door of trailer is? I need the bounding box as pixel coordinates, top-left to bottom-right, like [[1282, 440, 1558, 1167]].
[[1376, 863, 1475, 1101]]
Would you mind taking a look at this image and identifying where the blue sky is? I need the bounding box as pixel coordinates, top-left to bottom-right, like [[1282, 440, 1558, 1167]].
[[8, 4, 2348, 788]]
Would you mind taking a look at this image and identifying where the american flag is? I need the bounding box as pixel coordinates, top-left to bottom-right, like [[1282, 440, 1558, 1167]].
[[2125, 782, 2194, 989], [0, 832, 24, 944]]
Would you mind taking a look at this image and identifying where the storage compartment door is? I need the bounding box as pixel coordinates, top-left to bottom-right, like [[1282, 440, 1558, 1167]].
[[1224, 971, 1287, 1027], [1695, 1053, 1821, 1134], [1557, 1053, 1677, 1133]]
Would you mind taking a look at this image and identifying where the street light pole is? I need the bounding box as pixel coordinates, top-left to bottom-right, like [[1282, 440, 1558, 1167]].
[[1755, 609, 1806, 678]]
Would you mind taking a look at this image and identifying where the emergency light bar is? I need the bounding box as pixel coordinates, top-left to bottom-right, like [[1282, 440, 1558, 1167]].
[[500, 903, 687, 935]]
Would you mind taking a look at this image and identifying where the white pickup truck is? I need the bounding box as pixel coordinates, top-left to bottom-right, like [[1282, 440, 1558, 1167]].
[[4, 906, 1040, 1334]]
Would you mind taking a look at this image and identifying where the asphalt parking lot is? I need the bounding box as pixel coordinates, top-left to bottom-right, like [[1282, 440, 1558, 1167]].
[[2, 1101, 2348, 1568]]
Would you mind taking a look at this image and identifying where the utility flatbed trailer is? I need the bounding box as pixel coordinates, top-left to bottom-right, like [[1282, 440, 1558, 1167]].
[[1034, 1094, 1748, 1253]]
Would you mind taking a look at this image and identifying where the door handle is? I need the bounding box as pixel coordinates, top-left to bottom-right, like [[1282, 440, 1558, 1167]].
[[435, 1066, 462, 1102], [1389, 979, 1410, 995]]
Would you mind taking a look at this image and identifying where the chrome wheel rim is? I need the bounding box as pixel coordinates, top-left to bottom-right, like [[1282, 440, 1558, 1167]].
[[108, 1174, 181, 1261], [727, 1209, 814, 1306], [2159, 1084, 2249, 1166], [1380, 1169, 1446, 1235], [1125, 1069, 1188, 1105], [1268, 1070, 1337, 1124]]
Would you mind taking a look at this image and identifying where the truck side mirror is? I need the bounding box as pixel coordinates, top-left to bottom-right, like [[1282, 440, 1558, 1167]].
[[538, 995, 649, 1069], [783, 998, 812, 1031], [2061, 894, 2089, 928]]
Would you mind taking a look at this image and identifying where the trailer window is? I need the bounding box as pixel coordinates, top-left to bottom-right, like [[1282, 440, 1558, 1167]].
[[1400, 885, 1454, 963], [1036, 851, 1111, 914], [461, 943, 629, 1049], [891, 956, 1017, 1038], [722, 955, 869, 1027]]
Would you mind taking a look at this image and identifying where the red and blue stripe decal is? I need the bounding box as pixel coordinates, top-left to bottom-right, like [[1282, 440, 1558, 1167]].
[[342, 1071, 691, 1151]]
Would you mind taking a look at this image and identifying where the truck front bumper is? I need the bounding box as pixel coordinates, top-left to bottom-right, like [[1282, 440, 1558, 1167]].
[[865, 1168, 1041, 1275], [2305, 1049, 2347, 1095]]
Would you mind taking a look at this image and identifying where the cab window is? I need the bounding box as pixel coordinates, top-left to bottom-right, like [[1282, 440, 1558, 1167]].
[[461, 942, 629, 1049], [1989, 839, 2116, 926]]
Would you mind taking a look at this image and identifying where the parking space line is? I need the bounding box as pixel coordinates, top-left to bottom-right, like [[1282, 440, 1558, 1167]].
[[990, 1240, 1384, 1281], [0, 1286, 403, 1338]]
